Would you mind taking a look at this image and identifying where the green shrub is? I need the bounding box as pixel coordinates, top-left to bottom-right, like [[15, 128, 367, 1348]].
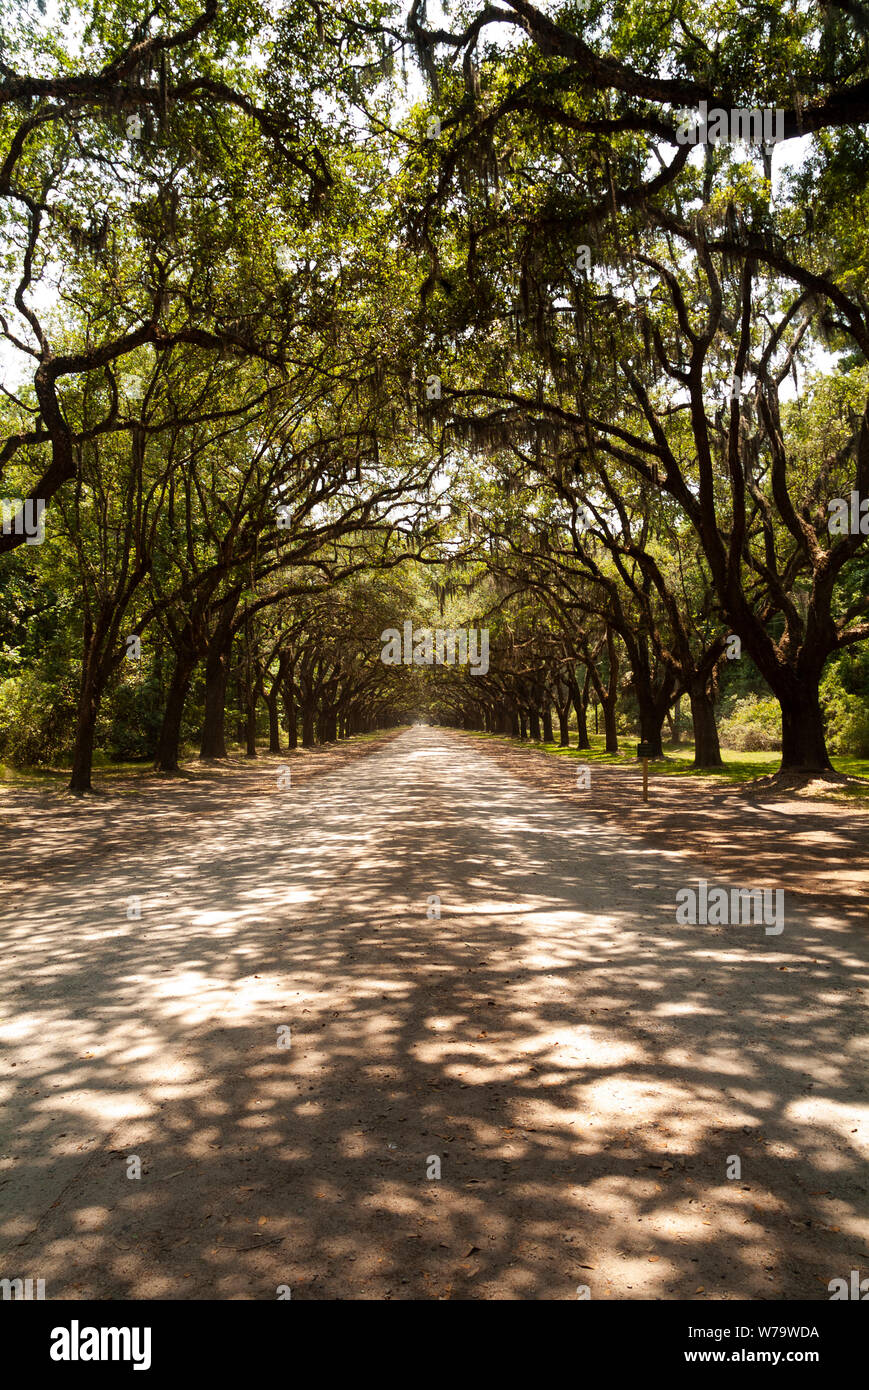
[[821, 651, 869, 756], [0, 670, 77, 765], [821, 687, 869, 756], [104, 671, 165, 761], [718, 695, 782, 751]]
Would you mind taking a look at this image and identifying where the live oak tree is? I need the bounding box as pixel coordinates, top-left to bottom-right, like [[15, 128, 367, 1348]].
[[0, 0, 339, 553], [399, 0, 869, 773], [2, 1, 867, 778], [456, 449, 728, 762], [1, 0, 442, 786]]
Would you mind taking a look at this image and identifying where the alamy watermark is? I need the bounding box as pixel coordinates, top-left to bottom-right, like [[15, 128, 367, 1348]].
[[828, 1271, 869, 1299], [828, 492, 869, 535], [1, 497, 45, 544], [381, 622, 489, 675], [675, 877, 784, 935], [675, 100, 784, 147], [1, 1276, 45, 1300], [50, 1323, 151, 1370]]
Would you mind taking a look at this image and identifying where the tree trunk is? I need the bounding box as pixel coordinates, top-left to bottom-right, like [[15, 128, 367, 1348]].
[[556, 703, 570, 747], [637, 701, 666, 759], [568, 670, 591, 749], [68, 676, 99, 792], [266, 691, 281, 754], [630, 643, 673, 761], [733, 614, 835, 775], [301, 699, 316, 747], [541, 706, 554, 743], [602, 698, 618, 753], [529, 710, 540, 741], [200, 649, 230, 758], [689, 678, 724, 768], [779, 682, 832, 772], [585, 628, 621, 753], [155, 649, 196, 772], [68, 616, 114, 792], [575, 693, 590, 749]]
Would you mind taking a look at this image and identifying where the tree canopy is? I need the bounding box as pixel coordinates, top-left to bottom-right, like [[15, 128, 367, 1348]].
[[1, 0, 867, 788]]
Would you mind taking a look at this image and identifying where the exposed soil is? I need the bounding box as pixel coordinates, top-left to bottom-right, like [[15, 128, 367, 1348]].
[[1, 726, 866, 1301], [458, 732, 869, 923]]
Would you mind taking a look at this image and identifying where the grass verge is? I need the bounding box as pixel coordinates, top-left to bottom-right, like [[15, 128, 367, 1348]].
[[460, 730, 869, 802]]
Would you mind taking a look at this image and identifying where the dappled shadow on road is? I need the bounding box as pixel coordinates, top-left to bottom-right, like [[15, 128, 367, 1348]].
[[0, 732, 402, 883], [459, 732, 869, 925], [1, 727, 866, 1299]]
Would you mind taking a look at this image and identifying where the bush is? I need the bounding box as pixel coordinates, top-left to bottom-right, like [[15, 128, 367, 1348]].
[[821, 652, 869, 757], [821, 687, 869, 756], [104, 670, 166, 761], [718, 695, 782, 751], [0, 670, 77, 765]]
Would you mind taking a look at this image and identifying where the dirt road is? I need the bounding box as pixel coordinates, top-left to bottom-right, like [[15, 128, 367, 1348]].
[[1, 726, 866, 1299]]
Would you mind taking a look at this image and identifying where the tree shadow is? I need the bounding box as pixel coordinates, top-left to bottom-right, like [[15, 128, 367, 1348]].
[[1, 727, 866, 1300]]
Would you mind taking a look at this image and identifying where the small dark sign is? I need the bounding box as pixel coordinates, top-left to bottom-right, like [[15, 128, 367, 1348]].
[[636, 742, 656, 759]]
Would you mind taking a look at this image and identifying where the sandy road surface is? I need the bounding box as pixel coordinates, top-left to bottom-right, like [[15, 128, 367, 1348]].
[[1, 725, 866, 1299]]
